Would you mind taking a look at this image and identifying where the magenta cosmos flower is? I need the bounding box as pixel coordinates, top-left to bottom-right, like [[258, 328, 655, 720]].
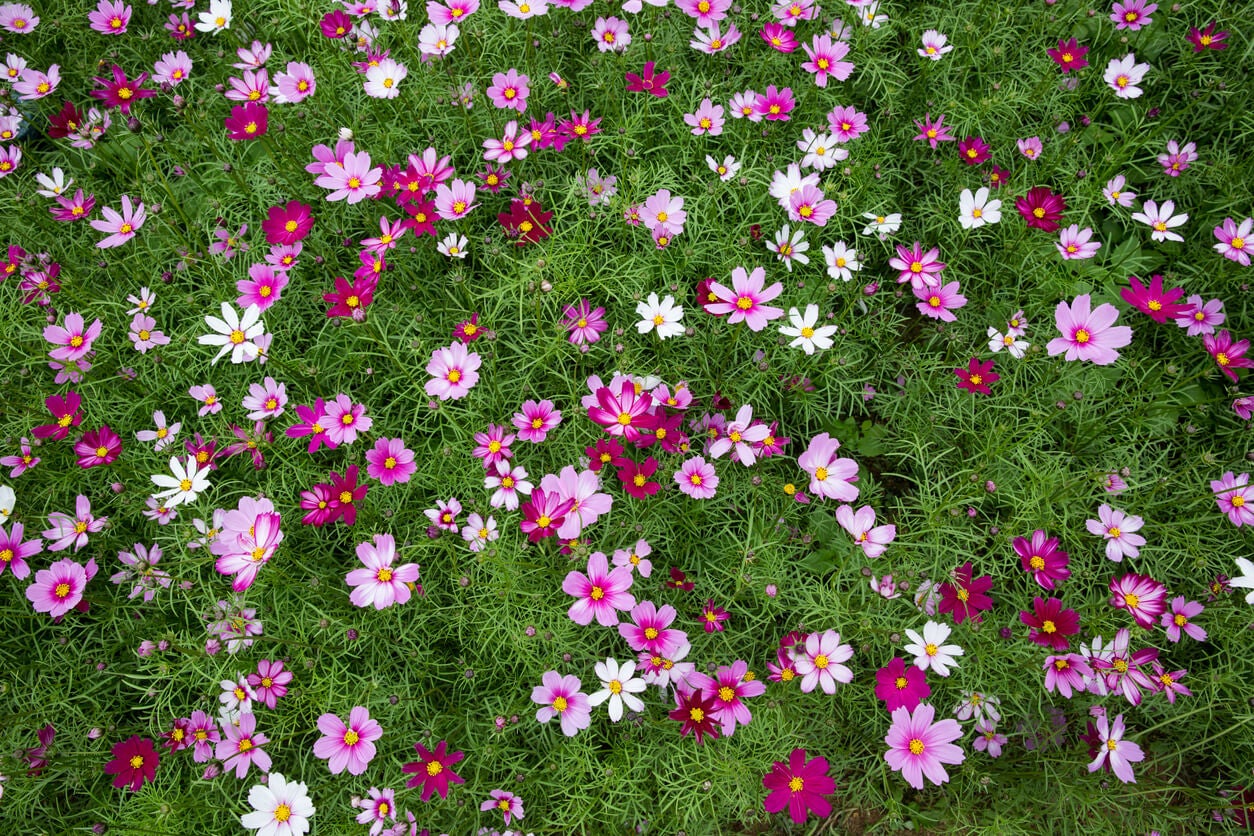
[[44, 312, 103, 362], [346, 533, 420, 609], [424, 341, 481, 400], [261, 201, 314, 246], [693, 660, 765, 736], [874, 657, 930, 712], [1203, 330, 1254, 382], [26, 556, 96, 618], [913, 113, 955, 148], [625, 61, 670, 97], [884, 704, 965, 790], [314, 706, 382, 776], [531, 671, 591, 736], [762, 748, 836, 825], [563, 551, 635, 626], [402, 739, 464, 800], [1047, 294, 1133, 365], [1109, 573, 1167, 629], [216, 713, 271, 779], [707, 266, 784, 331], [954, 357, 998, 395], [1020, 596, 1080, 650], [1016, 186, 1066, 232], [103, 736, 158, 792], [224, 102, 268, 141], [563, 299, 607, 344], [365, 437, 416, 485], [513, 399, 561, 442], [1014, 529, 1071, 590], [890, 241, 945, 289], [487, 67, 529, 111], [1121, 273, 1188, 323], [90, 65, 154, 114], [0, 522, 41, 578], [1048, 37, 1089, 72]]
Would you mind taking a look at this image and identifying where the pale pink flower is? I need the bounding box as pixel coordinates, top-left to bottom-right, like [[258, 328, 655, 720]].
[[313, 707, 382, 775], [346, 533, 420, 609]]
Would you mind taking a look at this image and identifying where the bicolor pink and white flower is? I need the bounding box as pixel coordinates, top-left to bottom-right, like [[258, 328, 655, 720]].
[[346, 533, 420, 609], [1086, 504, 1146, 561]]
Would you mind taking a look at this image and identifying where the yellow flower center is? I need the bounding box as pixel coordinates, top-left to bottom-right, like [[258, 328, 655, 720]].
[[552, 696, 567, 712], [1123, 593, 1139, 608], [909, 739, 925, 755], [718, 686, 735, 702], [344, 729, 360, 746], [274, 804, 291, 822]]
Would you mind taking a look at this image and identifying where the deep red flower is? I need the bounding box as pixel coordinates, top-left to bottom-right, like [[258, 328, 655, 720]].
[[401, 739, 465, 801], [323, 275, 377, 320], [874, 657, 930, 712], [1013, 530, 1071, 590], [497, 198, 553, 246], [1120, 274, 1188, 324], [625, 61, 670, 97], [103, 735, 159, 792], [586, 438, 628, 472], [224, 102, 268, 141], [762, 748, 835, 825], [90, 66, 155, 115], [670, 688, 721, 744], [1016, 187, 1066, 232], [1020, 596, 1081, 651], [666, 566, 695, 591], [328, 465, 368, 526], [698, 598, 729, 632], [33, 391, 83, 440], [1047, 38, 1090, 73], [937, 561, 995, 624], [617, 457, 660, 499], [1187, 22, 1228, 53], [47, 101, 84, 139], [987, 165, 1010, 189], [954, 357, 998, 395], [261, 201, 314, 246], [300, 483, 336, 527], [403, 198, 439, 237]]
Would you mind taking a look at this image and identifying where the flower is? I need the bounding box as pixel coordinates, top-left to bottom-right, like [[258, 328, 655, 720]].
[[636, 293, 685, 340], [1087, 714, 1144, 783], [1046, 295, 1133, 365], [89, 195, 145, 249], [918, 29, 951, 60], [1021, 596, 1080, 650], [1014, 530, 1071, 590], [1103, 174, 1137, 207], [1016, 187, 1066, 232], [755, 85, 795, 120], [1131, 199, 1188, 243], [247, 660, 293, 710], [759, 21, 797, 52], [313, 707, 382, 776], [874, 657, 929, 712], [1212, 472, 1254, 527], [588, 657, 647, 721], [802, 34, 854, 86], [762, 749, 836, 825], [563, 551, 635, 626], [669, 687, 721, 743], [1111, 0, 1155, 31], [937, 562, 994, 624], [0, 522, 40, 579], [224, 102, 268, 140], [104, 736, 158, 792], [1121, 274, 1188, 323], [402, 740, 464, 802], [481, 789, 525, 825], [959, 187, 1001, 229], [242, 772, 314, 836], [835, 505, 895, 557], [75, 425, 122, 468], [625, 61, 669, 97], [778, 304, 836, 354], [195, 0, 232, 32], [1057, 225, 1101, 259], [199, 302, 265, 365], [1230, 557, 1254, 603], [692, 660, 764, 736], [531, 671, 591, 736], [1162, 597, 1206, 643], [1086, 504, 1146, 561], [1105, 53, 1149, 98], [954, 357, 998, 395], [794, 630, 853, 694], [0, 3, 37, 32], [675, 457, 719, 499], [798, 433, 859, 502], [1187, 21, 1228, 52], [683, 97, 724, 136], [90, 65, 154, 114], [1157, 139, 1197, 177], [346, 533, 420, 609], [43, 495, 105, 552], [903, 621, 963, 676], [1203, 331, 1254, 382], [698, 598, 730, 633], [913, 113, 955, 148], [1213, 217, 1253, 266], [424, 342, 481, 400], [262, 201, 314, 245], [917, 281, 967, 322], [88, 0, 131, 35], [707, 266, 784, 331], [861, 212, 902, 237], [1043, 654, 1091, 699], [822, 241, 861, 281], [563, 299, 607, 344], [957, 136, 990, 165], [1109, 573, 1167, 629], [216, 712, 270, 779], [884, 704, 965, 790]]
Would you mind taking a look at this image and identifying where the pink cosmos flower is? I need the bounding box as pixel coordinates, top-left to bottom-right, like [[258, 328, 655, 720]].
[[0, 522, 41, 578], [424, 498, 461, 533], [913, 113, 955, 148], [365, 437, 416, 486], [513, 399, 561, 443], [883, 703, 965, 789], [787, 184, 837, 226], [1213, 217, 1253, 266], [1109, 573, 1167, 629], [1043, 653, 1092, 699], [1203, 330, 1254, 382], [317, 150, 383, 204], [675, 456, 718, 499], [563, 551, 635, 626], [1086, 504, 1146, 561], [424, 341, 481, 400], [707, 266, 784, 331], [487, 67, 529, 111], [625, 61, 670, 97], [591, 15, 630, 51], [542, 466, 612, 539], [691, 660, 765, 736], [1105, 53, 1150, 99], [612, 540, 653, 578], [891, 242, 945, 290], [618, 601, 683, 656], [759, 21, 796, 53], [216, 713, 271, 779], [482, 789, 525, 825], [684, 98, 725, 136], [754, 85, 795, 120], [44, 312, 103, 363], [677, 0, 728, 27], [826, 105, 868, 142], [1161, 597, 1206, 642], [347, 533, 420, 609], [224, 102, 268, 140], [88, 194, 145, 248], [322, 394, 370, 446], [793, 630, 853, 694], [1014, 530, 1071, 590], [798, 432, 859, 501], [874, 657, 929, 712], [698, 598, 730, 632], [213, 511, 283, 592], [433, 178, 477, 221], [641, 189, 685, 233], [26, 556, 96, 618], [1211, 471, 1254, 527], [531, 671, 591, 736], [1173, 295, 1224, 336], [801, 34, 853, 87], [246, 660, 293, 710], [44, 495, 106, 552], [314, 707, 382, 775], [1057, 224, 1101, 260], [1157, 139, 1197, 177], [836, 504, 895, 557], [518, 487, 573, 541], [762, 748, 835, 825], [402, 739, 465, 801], [1087, 714, 1143, 783], [88, 0, 130, 34], [708, 404, 769, 465], [587, 381, 655, 441], [273, 62, 316, 103], [1111, 0, 1155, 31], [1047, 294, 1133, 365], [563, 298, 608, 344], [1048, 37, 1089, 72], [482, 120, 531, 163], [915, 281, 966, 321], [957, 136, 991, 165]]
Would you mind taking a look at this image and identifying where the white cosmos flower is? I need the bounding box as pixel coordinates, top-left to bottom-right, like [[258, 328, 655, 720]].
[[861, 211, 902, 238], [194, 0, 232, 33], [778, 304, 838, 354], [151, 456, 211, 508], [987, 327, 1029, 359], [903, 620, 964, 677], [437, 231, 468, 259], [822, 240, 861, 281], [199, 302, 264, 365], [635, 292, 685, 340], [241, 772, 315, 836], [35, 167, 71, 198], [587, 657, 646, 722], [0, 485, 14, 521], [959, 187, 1002, 230], [1131, 199, 1188, 243], [797, 128, 847, 172], [705, 154, 740, 182], [767, 224, 810, 272]]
